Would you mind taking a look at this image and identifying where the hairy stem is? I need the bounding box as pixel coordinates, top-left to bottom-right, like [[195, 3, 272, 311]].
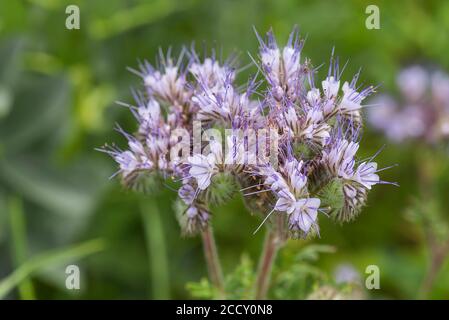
[[201, 225, 225, 298], [254, 216, 285, 300], [418, 240, 449, 299], [415, 151, 449, 299]]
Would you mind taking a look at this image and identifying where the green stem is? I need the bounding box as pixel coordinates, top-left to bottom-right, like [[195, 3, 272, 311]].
[[254, 216, 285, 300], [254, 230, 278, 299], [415, 150, 449, 299], [201, 225, 225, 298], [140, 200, 170, 299], [8, 196, 36, 300], [418, 240, 449, 299]]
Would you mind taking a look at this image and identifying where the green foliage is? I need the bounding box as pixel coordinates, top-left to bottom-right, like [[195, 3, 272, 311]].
[[271, 244, 336, 299], [186, 278, 217, 299], [8, 196, 36, 299], [187, 254, 255, 299], [223, 255, 255, 299], [406, 197, 449, 244], [0, 239, 105, 299], [186, 245, 341, 299], [306, 283, 364, 300]]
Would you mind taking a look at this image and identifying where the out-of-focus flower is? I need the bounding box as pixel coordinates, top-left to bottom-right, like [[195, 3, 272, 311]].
[[334, 263, 362, 285], [368, 65, 449, 144]]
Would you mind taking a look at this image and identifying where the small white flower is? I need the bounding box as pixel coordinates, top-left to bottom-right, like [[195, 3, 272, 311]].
[[322, 76, 340, 99], [275, 195, 320, 233], [289, 198, 320, 233], [192, 85, 233, 121], [283, 159, 307, 196], [307, 88, 321, 106], [144, 66, 186, 103], [138, 99, 160, 129], [300, 108, 330, 145], [263, 168, 290, 196], [115, 151, 141, 176], [284, 106, 300, 133], [188, 153, 218, 190], [261, 48, 281, 83], [323, 139, 359, 179], [128, 139, 145, 156], [282, 46, 301, 83], [190, 58, 231, 87], [274, 191, 296, 212], [352, 162, 379, 190], [340, 82, 364, 113]]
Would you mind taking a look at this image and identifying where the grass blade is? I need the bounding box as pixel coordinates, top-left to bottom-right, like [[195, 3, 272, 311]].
[[8, 195, 35, 299], [0, 238, 105, 299]]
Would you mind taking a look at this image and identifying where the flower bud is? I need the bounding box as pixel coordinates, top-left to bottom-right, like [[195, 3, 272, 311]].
[[205, 172, 237, 206], [318, 178, 345, 217]]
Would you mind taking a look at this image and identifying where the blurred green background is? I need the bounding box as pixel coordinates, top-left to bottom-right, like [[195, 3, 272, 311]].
[[0, 0, 448, 299]]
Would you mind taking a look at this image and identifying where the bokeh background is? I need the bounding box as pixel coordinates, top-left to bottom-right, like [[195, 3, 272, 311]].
[[0, 0, 448, 299]]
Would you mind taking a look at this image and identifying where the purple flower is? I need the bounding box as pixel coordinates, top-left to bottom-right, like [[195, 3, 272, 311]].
[[368, 65, 449, 144], [102, 27, 390, 238]]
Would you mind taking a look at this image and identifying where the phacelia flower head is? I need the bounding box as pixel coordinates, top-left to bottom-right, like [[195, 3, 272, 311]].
[[101, 27, 392, 238]]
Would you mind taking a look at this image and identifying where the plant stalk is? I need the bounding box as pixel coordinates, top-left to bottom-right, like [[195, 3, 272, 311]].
[[254, 215, 285, 300], [140, 200, 171, 299], [418, 240, 449, 299], [201, 225, 225, 298]]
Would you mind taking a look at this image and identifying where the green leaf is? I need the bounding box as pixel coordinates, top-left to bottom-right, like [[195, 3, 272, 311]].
[[186, 278, 216, 299], [0, 238, 105, 299], [0, 158, 95, 218], [294, 244, 336, 263], [224, 254, 255, 299], [8, 195, 36, 299]]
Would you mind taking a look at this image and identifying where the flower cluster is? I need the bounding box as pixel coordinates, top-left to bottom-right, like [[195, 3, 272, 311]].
[[102, 28, 387, 238], [369, 65, 449, 144]]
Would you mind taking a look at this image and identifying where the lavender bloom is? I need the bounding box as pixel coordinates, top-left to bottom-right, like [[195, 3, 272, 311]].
[[257, 29, 303, 102], [396, 65, 428, 102], [142, 57, 189, 106], [267, 159, 321, 235], [102, 27, 389, 237], [368, 65, 449, 144], [189, 57, 233, 88], [318, 134, 383, 221], [188, 141, 223, 190]]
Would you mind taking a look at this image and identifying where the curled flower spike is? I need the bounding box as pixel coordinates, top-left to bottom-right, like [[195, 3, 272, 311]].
[[102, 27, 392, 239]]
